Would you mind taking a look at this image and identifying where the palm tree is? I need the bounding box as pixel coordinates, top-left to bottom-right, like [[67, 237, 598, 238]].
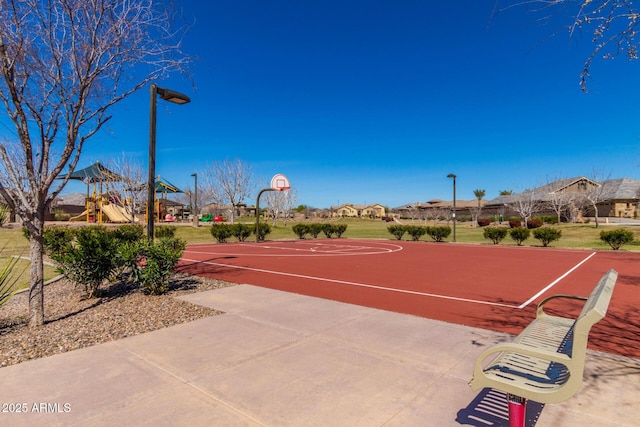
[[471, 189, 486, 226], [473, 189, 486, 208]]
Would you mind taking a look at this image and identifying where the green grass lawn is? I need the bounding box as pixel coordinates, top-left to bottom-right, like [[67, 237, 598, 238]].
[[0, 227, 60, 293]]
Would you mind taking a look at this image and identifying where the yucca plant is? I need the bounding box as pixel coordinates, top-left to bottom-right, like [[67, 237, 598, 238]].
[[0, 243, 25, 307]]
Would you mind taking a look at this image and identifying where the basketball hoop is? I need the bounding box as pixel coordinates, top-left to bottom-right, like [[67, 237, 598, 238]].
[[270, 173, 290, 191]]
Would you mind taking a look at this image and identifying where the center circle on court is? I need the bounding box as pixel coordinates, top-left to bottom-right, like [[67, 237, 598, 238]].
[[185, 240, 403, 257]]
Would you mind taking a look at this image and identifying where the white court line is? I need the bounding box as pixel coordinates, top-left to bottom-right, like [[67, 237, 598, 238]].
[[517, 251, 597, 309], [180, 257, 519, 308]]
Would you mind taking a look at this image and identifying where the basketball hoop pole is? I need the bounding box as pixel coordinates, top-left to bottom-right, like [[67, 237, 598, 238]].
[[255, 188, 277, 242], [256, 174, 290, 242]]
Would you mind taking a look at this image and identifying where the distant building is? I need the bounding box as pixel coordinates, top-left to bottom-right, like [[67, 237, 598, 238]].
[[330, 203, 386, 218], [485, 177, 640, 220], [393, 199, 483, 219]]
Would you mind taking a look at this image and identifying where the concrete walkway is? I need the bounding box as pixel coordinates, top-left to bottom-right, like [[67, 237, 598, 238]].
[[1, 285, 638, 426]]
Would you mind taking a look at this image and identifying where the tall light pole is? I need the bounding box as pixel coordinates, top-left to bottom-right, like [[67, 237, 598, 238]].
[[148, 84, 190, 240], [447, 173, 457, 242], [191, 173, 198, 227]]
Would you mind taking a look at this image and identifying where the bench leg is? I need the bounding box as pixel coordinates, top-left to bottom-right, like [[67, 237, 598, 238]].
[[507, 394, 526, 427]]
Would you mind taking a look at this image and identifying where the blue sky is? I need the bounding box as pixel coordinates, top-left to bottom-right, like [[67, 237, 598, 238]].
[[71, 1, 640, 208]]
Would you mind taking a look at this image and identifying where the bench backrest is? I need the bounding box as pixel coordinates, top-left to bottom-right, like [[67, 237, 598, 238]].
[[572, 269, 617, 353]]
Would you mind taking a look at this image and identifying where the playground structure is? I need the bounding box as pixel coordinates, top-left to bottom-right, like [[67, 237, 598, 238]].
[[70, 194, 137, 224], [63, 162, 184, 225], [70, 193, 184, 224]]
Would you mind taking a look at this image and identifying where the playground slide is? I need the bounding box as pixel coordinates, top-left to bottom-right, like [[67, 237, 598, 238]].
[[69, 210, 88, 222], [101, 204, 136, 223]]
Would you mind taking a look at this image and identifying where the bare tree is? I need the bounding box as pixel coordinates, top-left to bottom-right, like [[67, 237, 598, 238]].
[[547, 190, 573, 224], [281, 188, 297, 226], [264, 189, 296, 225], [544, 177, 576, 224], [264, 190, 284, 226], [495, 1, 640, 91], [201, 159, 256, 224], [508, 189, 544, 228], [0, 0, 189, 326], [585, 170, 611, 228], [101, 154, 146, 224], [407, 204, 421, 221]]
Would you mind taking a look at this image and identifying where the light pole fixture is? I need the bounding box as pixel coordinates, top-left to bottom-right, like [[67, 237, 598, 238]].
[[148, 84, 190, 240], [447, 173, 457, 242], [191, 173, 198, 227]]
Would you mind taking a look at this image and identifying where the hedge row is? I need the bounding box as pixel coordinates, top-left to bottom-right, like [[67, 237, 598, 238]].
[[387, 225, 452, 242], [482, 226, 562, 247], [210, 223, 272, 243], [292, 223, 348, 239]]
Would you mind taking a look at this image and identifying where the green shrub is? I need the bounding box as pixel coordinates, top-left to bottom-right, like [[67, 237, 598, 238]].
[[322, 223, 336, 238], [333, 224, 347, 238], [43, 225, 76, 258], [255, 223, 271, 242], [427, 226, 451, 242], [231, 223, 253, 242], [113, 224, 144, 243], [155, 225, 176, 239], [405, 225, 427, 241], [533, 227, 562, 247], [483, 227, 508, 245], [129, 238, 186, 295], [387, 225, 406, 240], [53, 209, 71, 221], [210, 223, 233, 243], [308, 223, 323, 238], [537, 216, 558, 225], [50, 226, 119, 298], [600, 229, 634, 250], [509, 227, 530, 246], [292, 223, 310, 239]]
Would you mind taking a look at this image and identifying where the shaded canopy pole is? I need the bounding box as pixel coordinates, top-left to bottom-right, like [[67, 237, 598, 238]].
[[148, 84, 190, 240], [447, 173, 457, 242]]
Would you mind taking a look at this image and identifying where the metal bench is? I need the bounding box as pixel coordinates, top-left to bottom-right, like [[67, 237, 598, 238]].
[[469, 269, 618, 427]]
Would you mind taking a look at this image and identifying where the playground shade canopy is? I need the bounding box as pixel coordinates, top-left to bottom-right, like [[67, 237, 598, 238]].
[[61, 161, 125, 184], [153, 178, 183, 194], [126, 177, 183, 194]]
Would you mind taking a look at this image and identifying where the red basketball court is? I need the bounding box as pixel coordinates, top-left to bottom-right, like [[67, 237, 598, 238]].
[[178, 239, 640, 359]]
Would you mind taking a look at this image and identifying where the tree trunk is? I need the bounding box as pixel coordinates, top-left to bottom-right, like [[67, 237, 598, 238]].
[[28, 217, 45, 326]]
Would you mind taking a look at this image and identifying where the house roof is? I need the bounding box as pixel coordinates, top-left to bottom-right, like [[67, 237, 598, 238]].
[[395, 199, 483, 210], [598, 178, 640, 199], [331, 203, 385, 210], [486, 177, 640, 206]]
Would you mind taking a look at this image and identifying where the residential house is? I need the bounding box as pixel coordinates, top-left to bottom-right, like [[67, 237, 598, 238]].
[[331, 203, 386, 219], [485, 177, 640, 220]]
